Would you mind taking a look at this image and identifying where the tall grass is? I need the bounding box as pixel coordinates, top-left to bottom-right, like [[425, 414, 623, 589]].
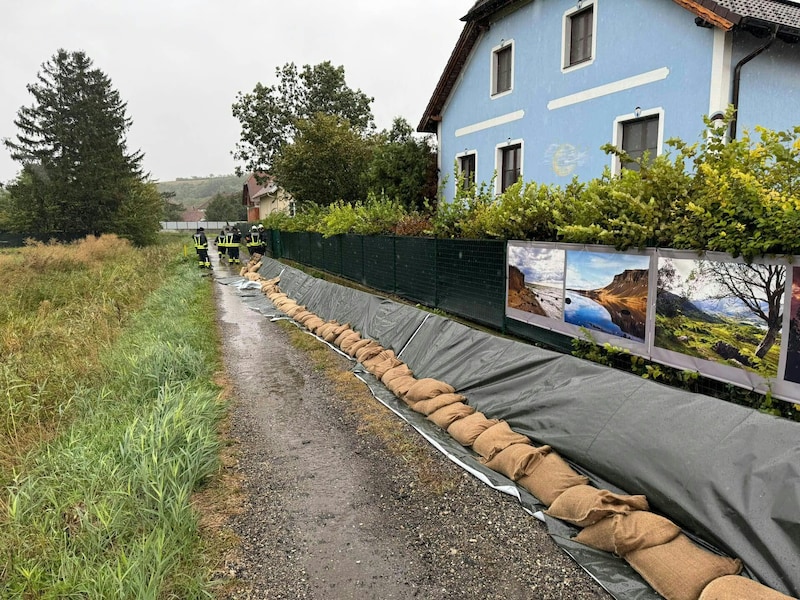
[[1, 236, 224, 598]]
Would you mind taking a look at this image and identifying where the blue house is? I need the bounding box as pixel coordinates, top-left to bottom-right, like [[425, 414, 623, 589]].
[[418, 0, 800, 203]]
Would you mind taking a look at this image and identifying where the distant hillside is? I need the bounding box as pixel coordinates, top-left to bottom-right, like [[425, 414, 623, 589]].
[[156, 174, 247, 208]]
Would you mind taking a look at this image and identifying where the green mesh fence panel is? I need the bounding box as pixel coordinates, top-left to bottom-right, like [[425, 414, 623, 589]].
[[363, 236, 396, 293], [267, 229, 280, 258], [436, 239, 506, 329], [395, 237, 437, 306], [309, 232, 324, 269], [341, 235, 364, 283], [298, 232, 311, 265], [281, 231, 300, 262], [322, 235, 343, 276]]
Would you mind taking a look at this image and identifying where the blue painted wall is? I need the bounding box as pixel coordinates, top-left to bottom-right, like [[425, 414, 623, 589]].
[[733, 30, 800, 135], [437, 0, 799, 203]]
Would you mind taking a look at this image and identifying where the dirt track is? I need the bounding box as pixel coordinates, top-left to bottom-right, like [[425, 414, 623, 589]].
[[212, 254, 612, 600]]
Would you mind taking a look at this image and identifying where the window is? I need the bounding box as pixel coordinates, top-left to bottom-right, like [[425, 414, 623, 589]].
[[500, 144, 522, 192], [620, 115, 659, 171], [458, 153, 476, 188], [563, 2, 596, 70], [492, 42, 513, 96]]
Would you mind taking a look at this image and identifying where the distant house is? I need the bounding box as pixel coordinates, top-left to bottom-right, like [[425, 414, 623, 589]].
[[419, 0, 800, 203], [242, 173, 292, 221], [181, 206, 206, 222]]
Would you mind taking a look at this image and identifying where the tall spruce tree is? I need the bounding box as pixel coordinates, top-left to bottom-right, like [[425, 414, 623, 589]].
[[4, 49, 145, 237]]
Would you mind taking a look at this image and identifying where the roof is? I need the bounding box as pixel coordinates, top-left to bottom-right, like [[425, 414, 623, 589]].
[[417, 0, 800, 133], [241, 172, 274, 206]]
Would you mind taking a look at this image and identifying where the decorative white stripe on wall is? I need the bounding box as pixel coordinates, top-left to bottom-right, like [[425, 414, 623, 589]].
[[455, 110, 525, 137], [547, 67, 670, 110]]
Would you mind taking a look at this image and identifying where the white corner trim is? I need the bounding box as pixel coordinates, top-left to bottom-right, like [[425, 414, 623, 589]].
[[547, 67, 670, 110], [709, 28, 732, 116], [455, 110, 525, 137]]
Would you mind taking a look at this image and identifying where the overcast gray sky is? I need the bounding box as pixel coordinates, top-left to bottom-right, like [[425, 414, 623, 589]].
[[1, 1, 473, 185]]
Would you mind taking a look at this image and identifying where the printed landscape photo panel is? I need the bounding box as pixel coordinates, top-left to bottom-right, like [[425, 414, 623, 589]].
[[507, 245, 565, 321], [563, 250, 650, 343], [654, 257, 784, 379], [783, 266, 800, 384]]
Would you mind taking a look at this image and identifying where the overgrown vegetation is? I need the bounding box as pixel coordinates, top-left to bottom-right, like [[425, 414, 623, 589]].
[[260, 112, 800, 258], [1, 236, 224, 597]]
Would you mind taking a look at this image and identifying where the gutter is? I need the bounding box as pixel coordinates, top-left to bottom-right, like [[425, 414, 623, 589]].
[[730, 25, 778, 139]]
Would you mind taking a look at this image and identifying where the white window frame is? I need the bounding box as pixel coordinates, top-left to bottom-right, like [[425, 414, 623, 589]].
[[561, 0, 597, 73], [611, 107, 665, 174], [495, 138, 524, 194], [490, 39, 515, 98], [456, 149, 478, 193]]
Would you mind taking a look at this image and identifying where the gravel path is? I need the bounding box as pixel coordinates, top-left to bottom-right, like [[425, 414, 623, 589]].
[[214, 271, 613, 600]]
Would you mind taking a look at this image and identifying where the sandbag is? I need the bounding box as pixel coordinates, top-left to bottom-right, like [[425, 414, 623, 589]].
[[387, 375, 418, 399], [626, 534, 742, 600], [355, 343, 384, 363], [516, 451, 589, 506], [371, 357, 404, 379], [339, 332, 363, 353], [545, 484, 649, 528], [404, 378, 456, 405], [347, 338, 376, 358], [699, 576, 796, 600], [574, 510, 681, 556], [427, 402, 476, 429], [481, 443, 550, 481], [472, 421, 532, 461], [447, 412, 499, 446], [411, 392, 468, 416], [304, 316, 325, 331], [381, 364, 414, 385], [335, 329, 360, 348], [362, 349, 396, 371]]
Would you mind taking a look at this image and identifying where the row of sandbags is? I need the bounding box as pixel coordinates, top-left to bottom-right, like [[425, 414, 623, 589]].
[[241, 265, 794, 600]]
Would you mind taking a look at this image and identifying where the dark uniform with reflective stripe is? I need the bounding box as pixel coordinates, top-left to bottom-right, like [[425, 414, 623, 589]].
[[193, 229, 211, 268]]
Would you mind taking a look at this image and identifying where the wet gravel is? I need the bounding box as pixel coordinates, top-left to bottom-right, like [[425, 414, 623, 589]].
[[214, 274, 613, 600]]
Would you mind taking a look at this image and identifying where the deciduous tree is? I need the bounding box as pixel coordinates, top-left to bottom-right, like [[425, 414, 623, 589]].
[[232, 61, 374, 177]]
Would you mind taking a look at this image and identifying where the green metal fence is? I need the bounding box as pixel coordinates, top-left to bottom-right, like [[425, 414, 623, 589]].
[[264, 230, 508, 330]]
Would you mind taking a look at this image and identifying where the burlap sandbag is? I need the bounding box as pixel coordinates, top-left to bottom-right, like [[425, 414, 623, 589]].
[[335, 329, 359, 348], [248, 261, 263, 273], [239, 266, 248, 276], [316, 321, 338, 339], [447, 412, 499, 446], [427, 402, 476, 429], [362, 349, 396, 371], [545, 484, 649, 528], [412, 392, 467, 416], [347, 338, 375, 357], [404, 378, 456, 405], [472, 421, 532, 461], [574, 510, 681, 556], [339, 332, 363, 353], [386, 375, 418, 399], [285, 305, 307, 318], [292, 310, 314, 324], [268, 292, 287, 302], [355, 343, 384, 363], [371, 357, 404, 379], [481, 443, 550, 481], [517, 451, 589, 506], [304, 316, 325, 331], [244, 271, 261, 281], [381, 364, 414, 385], [626, 534, 743, 600], [324, 323, 351, 343], [699, 575, 795, 600]]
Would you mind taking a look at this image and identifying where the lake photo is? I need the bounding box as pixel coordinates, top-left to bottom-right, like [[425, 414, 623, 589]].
[[564, 250, 650, 342]]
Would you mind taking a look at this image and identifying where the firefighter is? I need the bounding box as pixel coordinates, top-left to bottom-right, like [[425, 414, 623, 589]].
[[229, 226, 242, 265], [192, 227, 211, 269], [215, 226, 230, 263], [256, 223, 267, 256], [245, 225, 261, 258]]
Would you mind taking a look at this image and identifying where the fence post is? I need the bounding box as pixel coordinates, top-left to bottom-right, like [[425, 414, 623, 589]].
[[434, 237, 439, 309]]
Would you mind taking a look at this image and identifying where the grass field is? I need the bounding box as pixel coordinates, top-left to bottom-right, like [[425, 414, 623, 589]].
[[0, 235, 226, 598]]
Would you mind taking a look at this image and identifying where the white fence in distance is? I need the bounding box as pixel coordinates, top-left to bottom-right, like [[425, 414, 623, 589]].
[[160, 221, 244, 231]]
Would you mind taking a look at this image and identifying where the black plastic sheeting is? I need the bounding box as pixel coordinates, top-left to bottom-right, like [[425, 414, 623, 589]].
[[241, 259, 800, 598]]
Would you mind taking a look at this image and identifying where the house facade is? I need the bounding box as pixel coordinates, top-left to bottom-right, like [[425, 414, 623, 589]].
[[419, 0, 800, 203], [242, 173, 293, 221]]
